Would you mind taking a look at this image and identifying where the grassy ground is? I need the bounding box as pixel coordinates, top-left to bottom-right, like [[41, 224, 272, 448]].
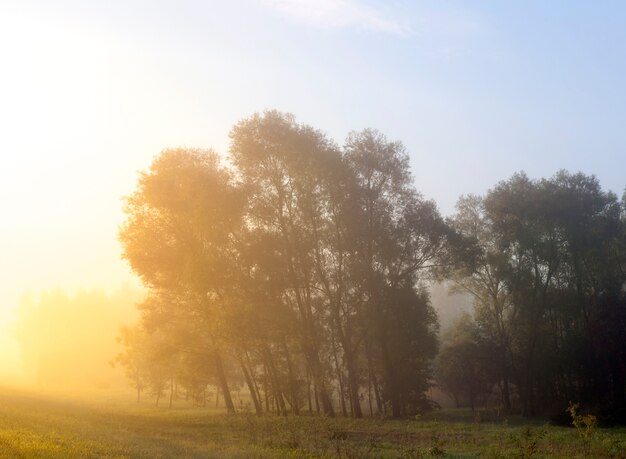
[[0, 389, 624, 458]]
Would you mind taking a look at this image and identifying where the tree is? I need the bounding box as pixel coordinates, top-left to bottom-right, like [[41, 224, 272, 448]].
[[449, 194, 514, 410], [229, 111, 340, 416], [450, 171, 626, 418], [113, 325, 149, 402], [119, 148, 245, 414], [437, 313, 497, 410], [343, 129, 447, 417]]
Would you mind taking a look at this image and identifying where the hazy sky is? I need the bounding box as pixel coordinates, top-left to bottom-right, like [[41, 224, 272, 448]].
[[1, 1, 625, 376]]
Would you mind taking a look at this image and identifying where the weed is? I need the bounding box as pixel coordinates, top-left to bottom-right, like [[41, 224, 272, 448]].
[[567, 401, 597, 459], [428, 433, 446, 457], [399, 446, 426, 458], [510, 426, 546, 458]]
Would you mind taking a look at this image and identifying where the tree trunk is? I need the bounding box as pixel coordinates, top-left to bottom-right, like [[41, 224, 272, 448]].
[[331, 304, 362, 418], [240, 357, 263, 416], [280, 225, 333, 416], [305, 347, 335, 416], [265, 349, 287, 415], [379, 334, 402, 418], [367, 369, 373, 417], [345, 350, 362, 418], [169, 377, 174, 409], [365, 338, 383, 414], [331, 334, 348, 417], [282, 338, 300, 415], [306, 369, 313, 412], [215, 351, 236, 414], [314, 383, 320, 413], [262, 362, 270, 413], [245, 350, 264, 412], [501, 375, 512, 411]]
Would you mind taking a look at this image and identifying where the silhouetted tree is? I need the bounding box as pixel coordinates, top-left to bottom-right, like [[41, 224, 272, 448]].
[[448, 171, 626, 418], [344, 129, 447, 417], [437, 313, 498, 410], [120, 148, 245, 414]]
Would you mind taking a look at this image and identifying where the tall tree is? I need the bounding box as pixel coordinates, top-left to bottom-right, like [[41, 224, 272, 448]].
[[344, 129, 446, 417], [229, 111, 339, 416], [449, 194, 514, 410], [437, 313, 498, 410], [451, 171, 626, 418], [119, 148, 245, 414]]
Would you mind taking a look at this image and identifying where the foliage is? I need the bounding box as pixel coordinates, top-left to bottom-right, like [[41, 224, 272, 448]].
[[436, 314, 497, 410], [567, 402, 598, 458], [446, 171, 626, 418], [118, 111, 447, 418], [116, 111, 625, 422]]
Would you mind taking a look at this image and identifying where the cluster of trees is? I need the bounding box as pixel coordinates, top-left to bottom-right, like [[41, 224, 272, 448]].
[[116, 110, 626, 420], [438, 173, 626, 421], [117, 111, 453, 417]]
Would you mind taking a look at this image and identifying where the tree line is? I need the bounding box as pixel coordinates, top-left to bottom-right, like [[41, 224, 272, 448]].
[[438, 172, 626, 422], [116, 110, 626, 421]]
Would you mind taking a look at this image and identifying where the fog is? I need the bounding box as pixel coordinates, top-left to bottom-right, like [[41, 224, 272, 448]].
[[4, 285, 142, 392]]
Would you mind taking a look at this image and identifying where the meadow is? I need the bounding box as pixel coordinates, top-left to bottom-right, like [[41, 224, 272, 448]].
[[0, 389, 625, 458]]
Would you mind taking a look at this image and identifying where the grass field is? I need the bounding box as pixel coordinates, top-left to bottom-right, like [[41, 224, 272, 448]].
[[0, 389, 625, 458]]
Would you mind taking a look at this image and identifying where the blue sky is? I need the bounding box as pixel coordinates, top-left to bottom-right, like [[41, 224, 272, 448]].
[[0, 0, 625, 375], [3, 1, 625, 211], [47, 0, 626, 209]]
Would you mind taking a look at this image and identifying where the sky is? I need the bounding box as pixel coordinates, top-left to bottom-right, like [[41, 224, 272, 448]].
[[1, 0, 625, 379]]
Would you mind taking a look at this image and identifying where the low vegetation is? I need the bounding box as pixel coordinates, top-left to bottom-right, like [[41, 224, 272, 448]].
[[0, 390, 624, 458]]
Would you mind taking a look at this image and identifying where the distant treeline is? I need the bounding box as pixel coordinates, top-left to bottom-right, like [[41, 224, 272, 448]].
[[116, 110, 626, 421]]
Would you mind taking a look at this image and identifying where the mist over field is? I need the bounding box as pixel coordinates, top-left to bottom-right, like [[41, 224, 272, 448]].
[[0, 287, 139, 392], [2, 282, 468, 393]]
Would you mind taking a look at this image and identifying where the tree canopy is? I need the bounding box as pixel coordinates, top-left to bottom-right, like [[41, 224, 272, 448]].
[[117, 111, 626, 422]]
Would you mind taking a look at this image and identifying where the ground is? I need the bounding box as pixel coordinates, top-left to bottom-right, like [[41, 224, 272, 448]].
[[0, 389, 624, 458]]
